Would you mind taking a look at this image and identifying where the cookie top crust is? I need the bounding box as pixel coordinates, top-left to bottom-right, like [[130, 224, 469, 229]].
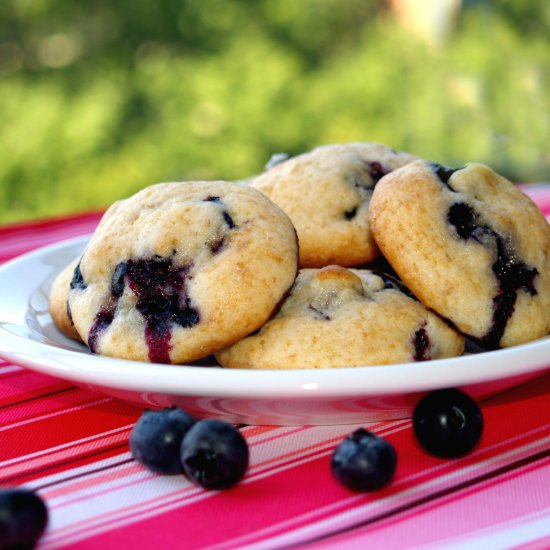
[[369, 160, 550, 348], [67, 181, 299, 363], [250, 142, 419, 267], [215, 265, 464, 369]]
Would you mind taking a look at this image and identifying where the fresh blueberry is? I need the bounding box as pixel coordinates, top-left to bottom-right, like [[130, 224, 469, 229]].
[[413, 389, 483, 458], [129, 407, 197, 474], [0, 488, 48, 549], [181, 419, 249, 490], [331, 429, 397, 492]]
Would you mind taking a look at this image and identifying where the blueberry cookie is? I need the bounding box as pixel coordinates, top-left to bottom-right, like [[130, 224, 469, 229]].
[[215, 266, 464, 369], [369, 161, 550, 349], [49, 259, 82, 341], [67, 181, 299, 363], [250, 143, 419, 268]]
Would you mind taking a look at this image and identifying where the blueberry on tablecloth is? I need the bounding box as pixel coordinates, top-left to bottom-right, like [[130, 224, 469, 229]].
[[413, 388, 484, 458], [331, 428, 397, 492]]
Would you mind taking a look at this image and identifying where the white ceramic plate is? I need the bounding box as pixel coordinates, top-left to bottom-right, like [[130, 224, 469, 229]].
[[1, 236, 549, 425]]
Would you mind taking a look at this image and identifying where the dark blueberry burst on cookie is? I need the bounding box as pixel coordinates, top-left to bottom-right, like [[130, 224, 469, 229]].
[[87, 257, 200, 363]]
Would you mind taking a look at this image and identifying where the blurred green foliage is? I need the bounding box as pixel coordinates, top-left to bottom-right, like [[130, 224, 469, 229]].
[[0, 0, 549, 223]]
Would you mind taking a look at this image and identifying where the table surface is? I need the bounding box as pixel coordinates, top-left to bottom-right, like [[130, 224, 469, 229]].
[[1, 184, 550, 550]]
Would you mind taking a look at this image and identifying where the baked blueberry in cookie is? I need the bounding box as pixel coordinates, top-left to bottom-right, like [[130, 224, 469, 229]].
[[369, 160, 550, 349], [250, 142, 419, 267], [413, 324, 431, 361], [371, 270, 416, 299], [67, 181, 298, 363], [86, 257, 201, 363], [429, 162, 461, 188], [215, 266, 464, 369], [48, 258, 83, 341], [70, 260, 87, 291], [444, 197, 538, 349], [264, 153, 292, 171], [368, 161, 386, 182]]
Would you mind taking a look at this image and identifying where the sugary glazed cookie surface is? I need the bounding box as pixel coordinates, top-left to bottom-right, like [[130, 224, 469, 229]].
[[250, 142, 419, 267], [215, 266, 464, 369], [67, 181, 299, 363], [49, 258, 82, 341], [369, 161, 550, 349]]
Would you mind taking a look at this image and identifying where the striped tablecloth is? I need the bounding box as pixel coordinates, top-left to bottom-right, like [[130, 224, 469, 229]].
[[1, 184, 550, 549]]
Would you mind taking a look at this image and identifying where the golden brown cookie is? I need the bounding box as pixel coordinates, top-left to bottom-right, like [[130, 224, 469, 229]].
[[369, 160, 550, 349], [215, 266, 464, 369], [250, 143, 419, 267], [67, 181, 299, 363]]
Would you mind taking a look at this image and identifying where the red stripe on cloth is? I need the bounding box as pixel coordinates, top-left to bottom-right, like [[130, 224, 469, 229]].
[[0, 391, 141, 484], [0, 369, 73, 409], [519, 183, 550, 216], [0, 210, 103, 238], [0, 386, 116, 427], [308, 458, 550, 549], [41, 459, 141, 500], [0, 211, 102, 264], [0, 394, 140, 461], [0, 427, 133, 484], [9, 446, 131, 488], [242, 425, 281, 438]]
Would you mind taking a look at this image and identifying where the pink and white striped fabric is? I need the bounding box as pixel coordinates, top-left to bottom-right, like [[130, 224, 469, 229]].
[[1, 184, 550, 549]]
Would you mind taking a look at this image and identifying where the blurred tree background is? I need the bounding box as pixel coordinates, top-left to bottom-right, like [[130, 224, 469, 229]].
[[0, 0, 549, 223]]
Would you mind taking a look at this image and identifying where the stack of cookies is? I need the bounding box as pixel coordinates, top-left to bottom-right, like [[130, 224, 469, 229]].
[[50, 143, 550, 368]]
